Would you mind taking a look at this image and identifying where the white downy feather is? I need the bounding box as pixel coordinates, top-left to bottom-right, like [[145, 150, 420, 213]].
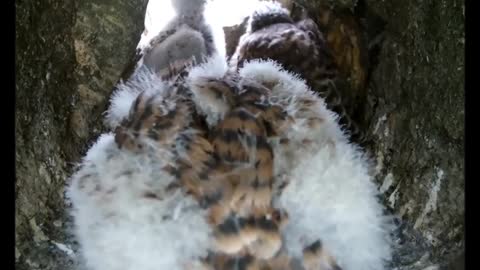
[[67, 134, 212, 270], [240, 59, 394, 270]]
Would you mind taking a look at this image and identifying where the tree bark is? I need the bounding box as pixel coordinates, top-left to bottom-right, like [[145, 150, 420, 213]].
[[15, 0, 148, 268], [365, 0, 464, 268]]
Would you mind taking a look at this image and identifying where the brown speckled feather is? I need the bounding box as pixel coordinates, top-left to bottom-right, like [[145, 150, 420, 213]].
[[113, 67, 342, 269], [231, 11, 365, 143]]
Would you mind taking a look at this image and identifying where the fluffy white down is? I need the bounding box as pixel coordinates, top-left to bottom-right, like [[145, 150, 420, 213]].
[[75, 55, 392, 270], [240, 60, 394, 270], [239, 59, 345, 148], [104, 68, 167, 129], [67, 134, 212, 270], [186, 53, 230, 127]]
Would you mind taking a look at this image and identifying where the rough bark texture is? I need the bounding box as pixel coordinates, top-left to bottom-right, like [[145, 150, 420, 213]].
[[364, 0, 464, 269], [15, 0, 464, 269], [15, 0, 148, 269], [308, 0, 464, 269], [296, 0, 464, 269]]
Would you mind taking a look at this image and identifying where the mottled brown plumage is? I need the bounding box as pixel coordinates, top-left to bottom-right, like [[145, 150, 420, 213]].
[[210, 108, 273, 214], [230, 3, 365, 143], [203, 239, 343, 270], [114, 88, 193, 153], [112, 76, 287, 260], [113, 65, 342, 270], [191, 76, 291, 260], [112, 81, 225, 209], [211, 207, 288, 258]]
